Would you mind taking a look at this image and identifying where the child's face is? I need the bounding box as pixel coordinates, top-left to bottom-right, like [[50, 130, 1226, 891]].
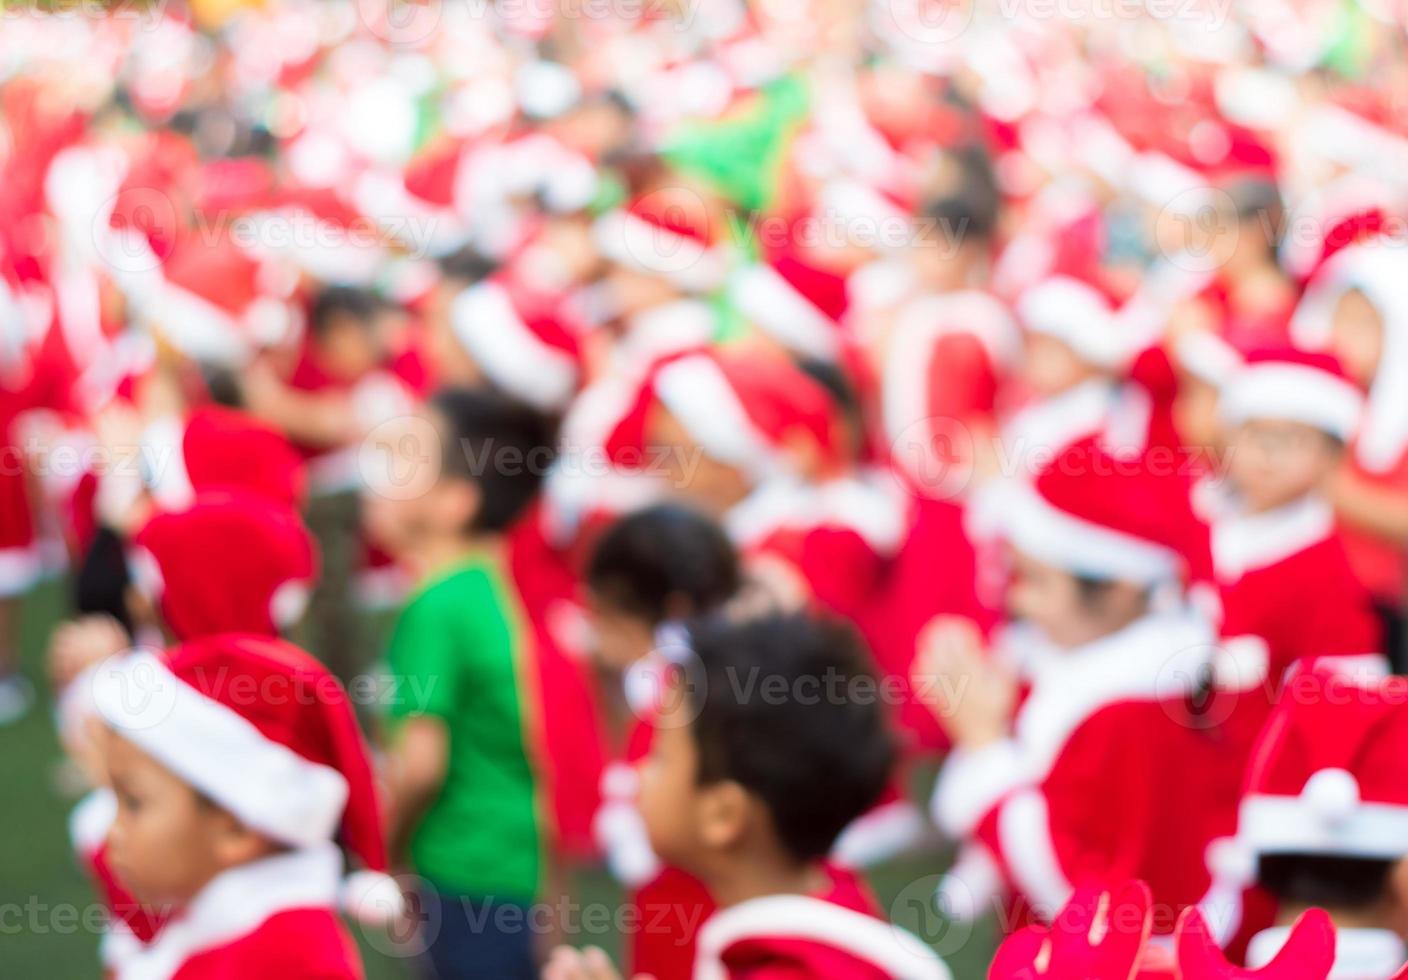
[[315, 316, 385, 382], [606, 265, 680, 320], [586, 591, 658, 671], [636, 679, 713, 872], [1224, 419, 1340, 513], [1006, 551, 1141, 649], [1022, 332, 1099, 398], [646, 405, 752, 517], [1330, 289, 1384, 388], [104, 730, 236, 908], [362, 408, 479, 555]]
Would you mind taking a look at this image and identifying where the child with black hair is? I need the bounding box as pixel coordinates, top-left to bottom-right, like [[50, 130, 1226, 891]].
[[368, 387, 557, 980], [546, 611, 950, 980], [1205, 669, 1408, 977], [585, 504, 742, 980]]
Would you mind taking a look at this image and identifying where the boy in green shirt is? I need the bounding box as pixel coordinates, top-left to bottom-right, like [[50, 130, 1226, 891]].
[[369, 387, 554, 980]]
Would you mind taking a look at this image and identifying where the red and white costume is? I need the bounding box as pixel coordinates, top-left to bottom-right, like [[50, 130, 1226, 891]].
[[694, 872, 950, 980], [1209, 350, 1385, 693], [933, 441, 1233, 934], [1200, 669, 1408, 979], [83, 634, 400, 979]]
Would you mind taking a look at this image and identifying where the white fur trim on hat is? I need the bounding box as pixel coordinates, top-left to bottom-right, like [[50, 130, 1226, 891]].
[[1220, 362, 1363, 440], [450, 282, 578, 411], [1004, 480, 1181, 585], [90, 651, 349, 850], [730, 263, 839, 360], [653, 355, 778, 480], [1291, 241, 1408, 473], [593, 211, 727, 294], [1017, 277, 1125, 368], [1239, 769, 1408, 860]]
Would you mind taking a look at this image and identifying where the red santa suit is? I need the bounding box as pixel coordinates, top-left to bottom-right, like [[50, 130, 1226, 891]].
[[1209, 351, 1386, 695], [693, 871, 951, 980], [83, 635, 402, 979], [932, 441, 1234, 936]]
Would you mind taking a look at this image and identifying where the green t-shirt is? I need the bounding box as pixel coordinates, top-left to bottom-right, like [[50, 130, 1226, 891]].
[[384, 552, 543, 901]]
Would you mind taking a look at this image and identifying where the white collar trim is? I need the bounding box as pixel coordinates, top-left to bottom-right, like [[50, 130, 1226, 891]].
[[105, 844, 343, 980], [695, 894, 951, 980], [1212, 495, 1335, 580]]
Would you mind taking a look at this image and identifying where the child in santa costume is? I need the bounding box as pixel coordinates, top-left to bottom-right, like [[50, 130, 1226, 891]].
[[545, 610, 951, 980], [1290, 241, 1408, 670], [1199, 669, 1408, 979], [585, 504, 743, 980], [915, 438, 1236, 938], [50, 490, 321, 956], [85, 633, 398, 979], [1207, 349, 1385, 697], [368, 387, 557, 980]]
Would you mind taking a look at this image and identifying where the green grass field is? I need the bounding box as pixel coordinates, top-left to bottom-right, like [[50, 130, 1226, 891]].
[[3, 581, 996, 978]]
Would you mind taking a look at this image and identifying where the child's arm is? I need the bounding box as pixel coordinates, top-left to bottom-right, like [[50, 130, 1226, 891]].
[[382, 715, 449, 862], [242, 358, 359, 449], [1327, 466, 1408, 546]]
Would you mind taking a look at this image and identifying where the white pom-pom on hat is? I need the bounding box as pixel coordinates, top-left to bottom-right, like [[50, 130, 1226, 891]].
[[342, 869, 406, 925], [1303, 768, 1360, 827]]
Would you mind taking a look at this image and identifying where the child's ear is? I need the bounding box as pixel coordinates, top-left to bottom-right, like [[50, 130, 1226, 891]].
[[209, 809, 278, 870], [697, 780, 751, 852], [1386, 856, 1408, 935]]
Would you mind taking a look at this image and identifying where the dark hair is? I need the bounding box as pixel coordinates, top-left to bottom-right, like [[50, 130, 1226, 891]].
[[587, 505, 740, 623], [1258, 853, 1397, 911], [796, 357, 862, 440], [437, 246, 498, 288], [430, 387, 557, 534], [923, 189, 998, 249], [1225, 177, 1284, 246], [684, 612, 897, 863], [309, 286, 380, 338]]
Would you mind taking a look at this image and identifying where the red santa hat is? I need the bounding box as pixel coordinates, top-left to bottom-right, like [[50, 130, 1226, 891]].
[[1219, 349, 1363, 442], [990, 881, 1157, 980], [651, 349, 840, 482], [130, 492, 318, 642], [90, 634, 402, 922], [1290, 239, 1408, 472], [592, 192, 728, 294], [182, 405, 308, 510], [151, 234, 296, 364], [1176, 906, 1337, 980], [729, 251, 847, 361], [1234, 669, 1408, 865], [1003, 439, 1197, 586], [1016, 275, 1126, 369], [449, 279, 581, 412]]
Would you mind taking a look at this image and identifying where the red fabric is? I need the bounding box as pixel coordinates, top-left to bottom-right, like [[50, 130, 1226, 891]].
[[861, 494, 996, 755], [631, 867, 716, 980], [156, 907, 364, 980], [713, 866, 890, 980], [974, 700, 1242, 937], [506, 506, 606, 861], [183, 406, 309, 510], [1218, 532, 1382, 688], [134, 493, 317, 642], [159, 635, 390, 881]]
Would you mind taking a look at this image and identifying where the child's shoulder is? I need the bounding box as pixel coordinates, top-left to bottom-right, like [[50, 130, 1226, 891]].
[[176, 907, 363, 980], [409, 554, 512, 612]]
